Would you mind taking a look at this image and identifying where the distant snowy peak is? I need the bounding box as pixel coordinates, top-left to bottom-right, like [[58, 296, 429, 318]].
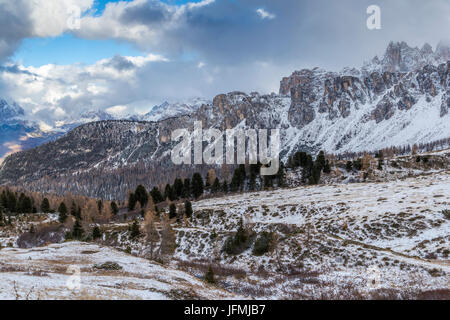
[[79, 109, 116, 122], [141, 98, 210, 121], [362, 41, 450, 74], [0, 99, 25, 121]]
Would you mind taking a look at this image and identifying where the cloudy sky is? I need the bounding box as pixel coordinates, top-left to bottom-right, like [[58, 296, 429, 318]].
[[1, 0, 450, 125]]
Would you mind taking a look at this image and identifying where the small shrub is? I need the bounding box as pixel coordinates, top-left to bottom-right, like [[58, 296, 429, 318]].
[[252, 232, 273, 256], [442, 210, 450, 220], [93, 261, 122, 271], [222, 219, 255, 255], [205, 265, 216, 284]]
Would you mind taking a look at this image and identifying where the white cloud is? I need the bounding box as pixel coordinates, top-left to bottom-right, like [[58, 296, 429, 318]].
[[106, 105, 128, 116], [256, 8, 276, 20]]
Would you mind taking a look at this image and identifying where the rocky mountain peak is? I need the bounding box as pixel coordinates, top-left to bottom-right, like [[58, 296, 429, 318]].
[[0, 99, 25, 121], [436, 41, 450, 61]]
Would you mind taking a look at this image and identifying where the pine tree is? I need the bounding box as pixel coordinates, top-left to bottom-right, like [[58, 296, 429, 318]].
[[191, 173, 204, 199], [164, 184, 176, 201], [169, 203, 177, 219], [40, 198, 51, 213], [128, 192, 137, 211], [211, 178, 221, 193], [92, 226, 102, 240], [110, 201, 119, 215], [150, 187, 164, 204], [182, 178, 191, 199], [130, 219, 141, 239], [173, 178, 184, 199], [346, 161, 353, 171], [230, 169, 241, 192], [97, 200, 103, 214], [205, 172, 211, 189], [323, 160, 331, 174], [184, 200, 193, 219], [17, 193, 32, 214], [316, 151, 326, 170], [135, 185, 149, 207], [205, 265, 216, 284], [58, 202, 68, 223], [222, 180, 228, 193], [72, 219, 84, 240], [377, 158, 384, 170]]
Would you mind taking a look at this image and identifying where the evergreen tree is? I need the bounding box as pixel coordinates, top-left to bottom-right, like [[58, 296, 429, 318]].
[[353, 158, 363, 171], [263, 175, 274, 190], [205, 172, 211, 189], [58, 202, 68, 223], [211, 178, 221, 193], [130, 219, 141, 239], [182, 178, 191, 199], [238, 164, 246, 187], [316, 151, 326, 170], [230, 168, 241, 192], [40, 198, 51, 213], [377, 158, 384, 170], [92, 226, 102, 240], [222, 180, 228, 193], [205, 265, 216, 284], [150, 187, 164, 204], [323, 160, 331, 174], [164, 184, 176, 201], [346, 161, 353, 171], [72, 219, 84, 240], [97, 200, 103, 214], [249, 163, 260, 191], [310, 163, 321, 185], [17, 193, 32, 213], [135, 185, 149, 207], [184, 200, 193, 219], [169, 203, 177, 219], [173, 178, 184, 198], [110, 201, 119, 215], [191, 173, 204, 199], [70, 201, 77, 216], [128, 192, 137, 211], [5, 190, 17, 213]]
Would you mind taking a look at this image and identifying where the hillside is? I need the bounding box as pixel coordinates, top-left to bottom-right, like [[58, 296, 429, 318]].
[[1, 164, 448, 299], [0, 241, 240, 300]]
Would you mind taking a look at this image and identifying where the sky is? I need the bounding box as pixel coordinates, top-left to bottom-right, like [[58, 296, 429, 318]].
[[1, 0, 450, 126]]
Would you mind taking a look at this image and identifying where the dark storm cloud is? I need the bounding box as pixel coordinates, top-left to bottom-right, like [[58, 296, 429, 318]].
[[120, 0, 169, 25], [0, 0, 33, 62], [0, 65, 36, 76], [107, 0, 450, 70], [104, 55, 136, 70]]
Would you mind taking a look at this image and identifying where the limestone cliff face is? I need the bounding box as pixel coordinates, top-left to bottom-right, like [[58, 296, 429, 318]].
[[280, 42, 450, 129]]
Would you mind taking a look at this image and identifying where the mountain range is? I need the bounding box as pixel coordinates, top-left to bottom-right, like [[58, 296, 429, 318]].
[[0, 41, 449, 199], [0, 98, 209, 162]]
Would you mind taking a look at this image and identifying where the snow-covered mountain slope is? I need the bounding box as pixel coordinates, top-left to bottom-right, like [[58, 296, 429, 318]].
[[139, 98, 210, 122], [170, 170, 450, 299], [0, 242, 240, 300]]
